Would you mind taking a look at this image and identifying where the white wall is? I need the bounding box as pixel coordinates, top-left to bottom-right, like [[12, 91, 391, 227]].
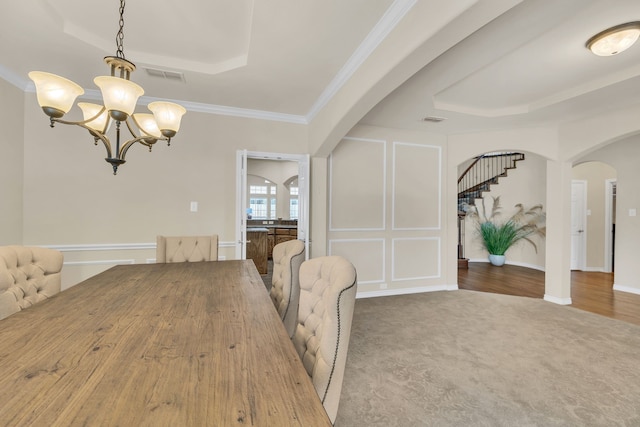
[[247, 159, 298, 220], [577, 136, 640, 293], [0, 79, 24, 244], [21, 95, 308, 288], [328, 124, 451, 296]]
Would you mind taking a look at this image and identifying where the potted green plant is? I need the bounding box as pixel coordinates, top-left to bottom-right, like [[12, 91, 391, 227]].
[[464, 196, 546, 266]]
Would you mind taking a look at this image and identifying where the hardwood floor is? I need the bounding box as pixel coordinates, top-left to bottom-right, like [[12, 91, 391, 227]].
[[458, 262, 640, 326]]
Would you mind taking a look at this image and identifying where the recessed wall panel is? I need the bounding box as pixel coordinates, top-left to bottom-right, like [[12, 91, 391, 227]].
[[329, 238, 384, 284], [330, 138, 385, 230], [393, 142, 441, 230], [392, 237, 440, 280]]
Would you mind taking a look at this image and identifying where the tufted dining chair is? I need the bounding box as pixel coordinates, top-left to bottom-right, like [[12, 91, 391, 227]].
[[269, 239, 305, 338], [0, 246, 64, 321], [156, 235, 218, 263], [292, 255, 357, 424]]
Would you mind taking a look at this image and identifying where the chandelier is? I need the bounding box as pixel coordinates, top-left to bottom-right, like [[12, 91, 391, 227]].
[[28, 0, 186, 175]]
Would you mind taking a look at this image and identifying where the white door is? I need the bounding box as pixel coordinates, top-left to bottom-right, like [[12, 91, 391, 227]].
[[236, 150, 248, 259], [570, 180, 587, 270], [297, 155, 311, 259]]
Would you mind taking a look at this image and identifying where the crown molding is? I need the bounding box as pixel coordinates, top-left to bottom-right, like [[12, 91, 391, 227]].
[[305, 0, 417, 122], [0, 65, 31, 91]]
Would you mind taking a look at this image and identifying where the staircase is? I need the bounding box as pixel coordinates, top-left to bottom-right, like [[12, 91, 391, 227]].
[[458, 152, 525, 211], [457, 152, 525, 265]]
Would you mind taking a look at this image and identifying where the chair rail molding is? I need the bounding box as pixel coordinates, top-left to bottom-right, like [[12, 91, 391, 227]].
[[40, 241, 236, 252]]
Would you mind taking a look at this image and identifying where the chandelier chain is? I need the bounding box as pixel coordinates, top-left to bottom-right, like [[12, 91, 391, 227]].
[[116, 0, 126, 59]]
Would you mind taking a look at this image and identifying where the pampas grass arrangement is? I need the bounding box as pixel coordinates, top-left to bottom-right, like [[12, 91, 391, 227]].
[[465, 196, 546, 256]]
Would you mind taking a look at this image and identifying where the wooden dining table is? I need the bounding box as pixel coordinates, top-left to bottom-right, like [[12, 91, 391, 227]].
[[0, 260, 332, 426]]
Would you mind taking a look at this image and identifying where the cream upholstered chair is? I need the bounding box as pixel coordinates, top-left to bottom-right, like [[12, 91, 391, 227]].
[[269, 239, 305, 338], [293, 255, 357, 424], [156, 235, 218, 263], [0, 246, 63, 321]]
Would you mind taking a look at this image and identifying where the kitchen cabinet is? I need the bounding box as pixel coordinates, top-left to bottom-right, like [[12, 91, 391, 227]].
[[246, 228, 268, 274]]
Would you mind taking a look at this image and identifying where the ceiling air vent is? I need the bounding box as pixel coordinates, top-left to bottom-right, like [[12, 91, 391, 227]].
[[143, 67, 186, 83], [421, 115, 447, 123]]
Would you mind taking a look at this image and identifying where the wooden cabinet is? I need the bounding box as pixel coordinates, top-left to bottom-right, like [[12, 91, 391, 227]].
[[267, 228, 275, 260], [271, 228, 298, 258], [246, 228, 268, 274], [249, 225, 298, 263]]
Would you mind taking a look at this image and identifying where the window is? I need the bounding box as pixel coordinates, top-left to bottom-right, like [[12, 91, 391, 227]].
[[248, 176, 277, 219], [250, 185, 267, 194], [249, 198, 267, 218], [285, 177, 299, 220]]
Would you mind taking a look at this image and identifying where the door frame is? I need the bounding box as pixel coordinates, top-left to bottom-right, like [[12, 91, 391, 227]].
[[570, 180, 587, 271], [235, 150, 310, 261], [604, 179, 616, 273]]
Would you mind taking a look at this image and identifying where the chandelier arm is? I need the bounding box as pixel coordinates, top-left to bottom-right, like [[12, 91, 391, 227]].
[[125, 117, 164, 142], [118, 135, 156, 161], [52, 107, 108, 127], [50, 118, 114, 159], [88, 129, 114, 160]]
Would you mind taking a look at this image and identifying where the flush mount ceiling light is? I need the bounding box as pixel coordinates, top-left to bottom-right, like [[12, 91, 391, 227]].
[[29, 0, 186, 175], [586, 21, 640, 56]]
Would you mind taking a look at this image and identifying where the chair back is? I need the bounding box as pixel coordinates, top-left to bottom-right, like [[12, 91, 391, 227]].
[[0, 246, 63, 320], [156, 235, 218, 263], [293, 255, 357, 423], [270, 239, 305, 337]]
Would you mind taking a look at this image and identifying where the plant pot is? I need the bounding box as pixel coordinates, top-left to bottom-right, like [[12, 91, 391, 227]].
[[488, 254, 506, 266]]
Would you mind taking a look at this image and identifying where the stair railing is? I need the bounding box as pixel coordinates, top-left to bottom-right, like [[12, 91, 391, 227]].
[[457, 152, 525, 208]]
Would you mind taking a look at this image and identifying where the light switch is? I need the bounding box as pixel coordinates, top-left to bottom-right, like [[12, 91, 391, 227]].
[[190, 201, 198, 212], [629, 208, 636, 217]]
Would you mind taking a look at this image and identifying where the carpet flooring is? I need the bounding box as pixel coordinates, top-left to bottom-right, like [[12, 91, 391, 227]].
[[334, 290, 640, 427]]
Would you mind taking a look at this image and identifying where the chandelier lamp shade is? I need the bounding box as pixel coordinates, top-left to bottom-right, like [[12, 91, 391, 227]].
[[586, 21, 640, 56], [28, 0, 186, 175]]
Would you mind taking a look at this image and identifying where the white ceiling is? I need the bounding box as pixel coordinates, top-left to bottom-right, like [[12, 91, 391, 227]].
[[361, 0, 640, 134], [2, 0, 640, 137]]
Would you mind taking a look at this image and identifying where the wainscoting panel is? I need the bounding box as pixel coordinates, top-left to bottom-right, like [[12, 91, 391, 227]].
[[392, 237, 441, 281], [392, 142, 441, 230], [329, 238, 385, 284], [330, 137, 386, 231], [328, 126, 447, 294]]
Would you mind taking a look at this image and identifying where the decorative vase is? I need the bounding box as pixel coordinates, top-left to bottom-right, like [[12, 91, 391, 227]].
[[488, 254, 506, 266]]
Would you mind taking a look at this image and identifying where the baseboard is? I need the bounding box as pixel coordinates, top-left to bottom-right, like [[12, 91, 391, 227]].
[[468, 258, 545, 272], [613, 284, 640, 296], [544, 294, 572, 305], [357, 284, 458, 299]]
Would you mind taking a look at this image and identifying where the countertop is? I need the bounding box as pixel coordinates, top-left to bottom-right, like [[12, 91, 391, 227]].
[[247, 227, 269, 232]]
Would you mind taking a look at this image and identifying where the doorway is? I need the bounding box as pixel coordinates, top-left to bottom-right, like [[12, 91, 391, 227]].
[[571, 162, 618, 272], [604, 179, 616, 272], [235, 150, 310, 263]]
